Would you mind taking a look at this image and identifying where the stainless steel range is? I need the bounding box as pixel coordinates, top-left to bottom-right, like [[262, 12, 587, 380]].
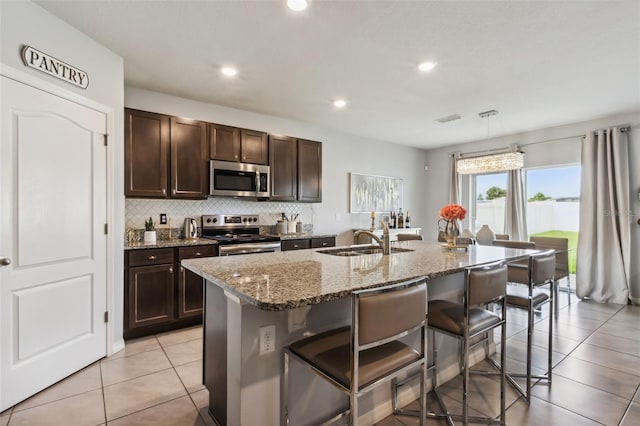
[[201, 214, 281, 256]]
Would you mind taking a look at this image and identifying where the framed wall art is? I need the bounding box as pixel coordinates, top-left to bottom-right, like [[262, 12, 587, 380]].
[[349, 173, 403, 213]]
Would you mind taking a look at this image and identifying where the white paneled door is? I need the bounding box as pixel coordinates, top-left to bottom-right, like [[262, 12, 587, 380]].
[[0, 76, 108, 411]]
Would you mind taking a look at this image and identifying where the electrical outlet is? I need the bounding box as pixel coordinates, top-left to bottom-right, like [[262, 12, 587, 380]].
[[259, 325, 276, 355], [160, 213, 167, 224]]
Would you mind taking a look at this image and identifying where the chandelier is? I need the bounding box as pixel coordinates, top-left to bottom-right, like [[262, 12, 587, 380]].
[[455, 109, 525, 174], [456, 151, 524, 174]]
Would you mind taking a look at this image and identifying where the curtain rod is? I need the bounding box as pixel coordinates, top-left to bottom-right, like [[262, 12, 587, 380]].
[[450, 125, 633, 157]]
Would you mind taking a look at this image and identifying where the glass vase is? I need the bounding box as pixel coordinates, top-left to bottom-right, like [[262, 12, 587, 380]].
[[444, 220, 459, 246]]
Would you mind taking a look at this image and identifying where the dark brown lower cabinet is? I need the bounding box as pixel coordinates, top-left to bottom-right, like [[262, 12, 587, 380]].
[[178, 267, 204, 318], [281, 237, 335, 251], [177, 246, 217, 318], [127, 264, 175, 328], [124, 244, 218, 339]]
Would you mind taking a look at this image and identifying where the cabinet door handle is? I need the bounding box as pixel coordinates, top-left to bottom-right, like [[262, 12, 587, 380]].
[[0, 258, 11, 266], [242, 156, 246, 160], [234, 154, 238, 159], [180, 266, 185, 272], [172, 189, 176, 195], [162, 188, 166, 195], [169, 267, 173, 273], [148, 255, 157, 260]]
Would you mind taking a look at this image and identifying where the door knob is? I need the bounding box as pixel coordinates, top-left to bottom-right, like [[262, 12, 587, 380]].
[[0, 258, 11, 266]]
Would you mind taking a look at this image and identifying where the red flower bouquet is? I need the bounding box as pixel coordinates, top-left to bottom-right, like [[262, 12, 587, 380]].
[[439, 204, 467, 221]]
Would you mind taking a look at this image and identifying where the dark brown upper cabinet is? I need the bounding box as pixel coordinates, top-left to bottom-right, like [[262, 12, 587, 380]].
[[297, 139, 322, 202], [210, 124, 268, 165], [269, 136, 322, 203], [170, 117, 207, 198], [240, 129, 269, 164], [209, 124, 240, 162], [125, 108, 207, 199], [125, 109, 170, 198], [269, 135, 297, 201]]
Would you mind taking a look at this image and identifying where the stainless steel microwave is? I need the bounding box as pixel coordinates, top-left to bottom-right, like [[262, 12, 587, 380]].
[[209, 160, 270, 198]]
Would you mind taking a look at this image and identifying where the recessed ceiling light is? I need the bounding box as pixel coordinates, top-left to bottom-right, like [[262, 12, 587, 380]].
[[418, 61, 437, 72], [220, 66, 237, 77], [333, 99, 347, 108], [287, 0, 310, 12]]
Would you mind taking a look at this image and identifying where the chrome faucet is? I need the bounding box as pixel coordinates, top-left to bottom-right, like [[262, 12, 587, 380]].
[[353, 223, 391, 255]]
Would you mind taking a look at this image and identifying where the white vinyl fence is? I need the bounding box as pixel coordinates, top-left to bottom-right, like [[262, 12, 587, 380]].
[[475, 199, 579, 235]]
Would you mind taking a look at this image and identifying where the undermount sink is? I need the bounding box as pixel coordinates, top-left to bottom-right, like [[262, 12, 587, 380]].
[[318, 245, 414, 257]]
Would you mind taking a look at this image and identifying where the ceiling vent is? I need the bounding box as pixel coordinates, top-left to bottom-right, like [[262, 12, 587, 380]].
[[436, 114, 461, 123]]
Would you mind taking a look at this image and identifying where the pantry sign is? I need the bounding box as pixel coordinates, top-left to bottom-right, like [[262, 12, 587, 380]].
[[21, 45, 89, 89]]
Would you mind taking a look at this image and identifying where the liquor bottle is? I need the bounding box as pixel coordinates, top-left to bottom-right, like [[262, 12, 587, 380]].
[[390, 211, 396, 229], [398, 208, 404, 228], [405, 211, 411, 228]]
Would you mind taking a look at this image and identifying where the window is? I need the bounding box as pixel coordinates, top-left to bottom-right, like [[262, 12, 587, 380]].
[[472, 172, 508, 234], [526, 165, 580, 273]]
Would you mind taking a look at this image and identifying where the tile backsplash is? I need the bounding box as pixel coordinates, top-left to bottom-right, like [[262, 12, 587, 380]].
[[125, 198, 315, 231]]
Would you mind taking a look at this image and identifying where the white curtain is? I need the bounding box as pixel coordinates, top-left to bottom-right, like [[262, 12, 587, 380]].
[[577, 127, 630, 304], [449, 154, 460, 204], [504, 169, 527, 240]]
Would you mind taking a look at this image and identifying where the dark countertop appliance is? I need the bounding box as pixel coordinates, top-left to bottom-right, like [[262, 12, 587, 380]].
[[201, 214, 280, 256]]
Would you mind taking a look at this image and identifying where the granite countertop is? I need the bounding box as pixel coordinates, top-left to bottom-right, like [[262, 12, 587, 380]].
[[182, 241, 535, 311], [125, 238, 218, 250]]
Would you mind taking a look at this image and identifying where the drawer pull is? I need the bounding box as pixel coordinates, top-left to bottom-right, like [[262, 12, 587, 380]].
[[322, 242, 328, 246], [195, 252, 201, 256], [148, 255, 157, 260], [293, 244, 299, 248]]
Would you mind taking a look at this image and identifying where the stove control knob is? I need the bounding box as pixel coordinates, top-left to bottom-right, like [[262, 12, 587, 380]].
[[212, 218, 218, 223], [206, 218, 212, 223], [243, 218, 248, 223], [253, 217, 258, 222]]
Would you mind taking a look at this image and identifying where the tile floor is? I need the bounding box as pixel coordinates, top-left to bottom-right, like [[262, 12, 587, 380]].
[[1, 290, 639, 425]]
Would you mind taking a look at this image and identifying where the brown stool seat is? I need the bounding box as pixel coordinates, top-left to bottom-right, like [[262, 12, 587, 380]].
[[428, 300, 502, 336], [289, 326, 421, 389], [506, 286, 549, 308]]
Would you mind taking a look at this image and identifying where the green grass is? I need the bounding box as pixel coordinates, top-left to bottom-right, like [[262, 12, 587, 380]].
[[529, 230, 578, 274]]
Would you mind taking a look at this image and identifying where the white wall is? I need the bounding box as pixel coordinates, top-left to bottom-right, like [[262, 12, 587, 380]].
[[424, 112, 640, 302], [1, 0, 125, 351], [125, 87, 430, 245]]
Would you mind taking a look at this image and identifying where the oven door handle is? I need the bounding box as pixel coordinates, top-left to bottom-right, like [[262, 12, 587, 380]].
[[219, 242, 281, 256]]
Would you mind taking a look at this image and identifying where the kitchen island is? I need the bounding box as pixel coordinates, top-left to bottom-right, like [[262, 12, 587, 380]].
[[182, 241, 534, 425]]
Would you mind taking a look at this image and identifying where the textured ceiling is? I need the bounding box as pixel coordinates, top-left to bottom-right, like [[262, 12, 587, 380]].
[[36, 0, 640, 149]]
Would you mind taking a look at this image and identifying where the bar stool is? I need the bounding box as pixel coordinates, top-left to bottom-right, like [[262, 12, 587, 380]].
[[530, 236, 571, 312], [491, 249, 556, 402], [393, 261, 508, 425], [283, 276, 428, 425]]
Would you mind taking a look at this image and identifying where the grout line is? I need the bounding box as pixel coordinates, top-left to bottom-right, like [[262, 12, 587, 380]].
[[102, 336, 161, 363], [104, 395, 186, 424], [10, 363, 104, 414], [102, 366, 175, 389], [157, 330, 211, 425], [99, 361, 107, 425]]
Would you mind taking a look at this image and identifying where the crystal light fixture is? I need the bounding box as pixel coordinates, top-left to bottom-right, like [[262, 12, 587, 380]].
[[456, 152, 524, 174]]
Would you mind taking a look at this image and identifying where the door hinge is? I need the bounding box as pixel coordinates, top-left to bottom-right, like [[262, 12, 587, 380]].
[[104, 223, 108, 234], [104, 311, 109, 323], [103, 134, 108, 146]]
